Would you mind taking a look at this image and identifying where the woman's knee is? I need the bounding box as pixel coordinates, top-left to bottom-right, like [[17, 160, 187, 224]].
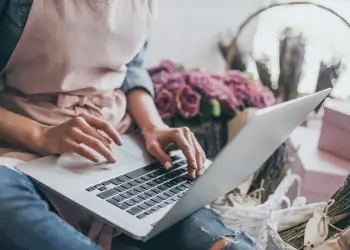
[[0, 166, 42, 215], [209, 233, 257, 250]]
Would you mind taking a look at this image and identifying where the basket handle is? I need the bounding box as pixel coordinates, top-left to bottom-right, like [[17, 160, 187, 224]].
[[224, 1, 350, 70]]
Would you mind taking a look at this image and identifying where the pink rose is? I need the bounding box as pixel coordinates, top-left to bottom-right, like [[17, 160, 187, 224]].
[[224, 70, 252, 102], [249, 83, 276, 108], [176, 85, 201, 119], [160, 60, 177, 73], [154, 88, 176, 119]]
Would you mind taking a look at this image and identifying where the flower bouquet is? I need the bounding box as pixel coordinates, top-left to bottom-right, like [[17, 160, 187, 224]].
[[148, 60, 276, 158]]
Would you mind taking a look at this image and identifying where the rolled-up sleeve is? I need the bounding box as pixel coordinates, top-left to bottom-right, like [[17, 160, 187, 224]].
[[121, 42, 155, 97]]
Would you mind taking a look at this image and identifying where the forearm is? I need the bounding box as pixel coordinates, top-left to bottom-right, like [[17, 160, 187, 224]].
[[126, 89, 166, 132], [0, 107, 46, 153]]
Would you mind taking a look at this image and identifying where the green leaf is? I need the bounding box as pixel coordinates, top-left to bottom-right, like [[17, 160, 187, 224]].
[[177, 65, 185, 71], [244, 72, 254, 81], [210, 99, 221, 117], [200, 99, 221, 119]]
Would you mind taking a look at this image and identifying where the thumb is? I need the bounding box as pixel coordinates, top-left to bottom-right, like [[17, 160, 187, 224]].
[[147, 141, 172, 170]]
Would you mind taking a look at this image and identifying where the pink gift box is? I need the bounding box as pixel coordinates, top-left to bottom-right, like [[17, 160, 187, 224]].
[[318, 99, 350, 162]]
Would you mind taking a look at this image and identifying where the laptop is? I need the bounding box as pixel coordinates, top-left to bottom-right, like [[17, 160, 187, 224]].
[[16, 89, 331, 241]]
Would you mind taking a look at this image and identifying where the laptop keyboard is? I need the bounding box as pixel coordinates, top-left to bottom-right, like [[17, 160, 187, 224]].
[[85, 155, 193, 219]]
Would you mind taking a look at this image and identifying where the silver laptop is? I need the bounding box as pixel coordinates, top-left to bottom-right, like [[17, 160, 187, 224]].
[[16, 89, 331, 241]]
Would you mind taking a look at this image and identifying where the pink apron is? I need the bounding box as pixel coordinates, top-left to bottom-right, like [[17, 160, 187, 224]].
[[0, 0, 151, 248]]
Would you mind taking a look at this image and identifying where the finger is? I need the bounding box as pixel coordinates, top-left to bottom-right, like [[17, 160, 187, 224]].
[[88, 219, 104, 240], [173, 129, 197, 179], [74, 118, 112, 150], [66, 139, 99, 162], [147, 141, 172, 169], [98, 130, 113, 144], [191, 132, 205, 176], [78, 113, 122, 146], [98, 224, 114, 250], [182, 128, 197, 179], [71, 127, 116, 163]]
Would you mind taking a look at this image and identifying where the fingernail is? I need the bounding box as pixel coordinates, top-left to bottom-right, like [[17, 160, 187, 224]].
[[164, 161, 172, 169], [188, 171, 195, 180], [94, 155, 100, 162], [110, 155, 117, 163]]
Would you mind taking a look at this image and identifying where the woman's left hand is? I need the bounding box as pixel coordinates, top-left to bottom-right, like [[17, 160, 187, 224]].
[[142, 126, 206, 179]]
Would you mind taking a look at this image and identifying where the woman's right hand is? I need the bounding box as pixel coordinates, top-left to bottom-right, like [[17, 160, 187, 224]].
[[39, 113, 122, 163]]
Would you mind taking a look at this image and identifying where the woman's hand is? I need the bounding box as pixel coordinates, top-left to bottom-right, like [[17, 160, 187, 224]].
[[142, 126, 206, 179], [39, 113, 122, 163]]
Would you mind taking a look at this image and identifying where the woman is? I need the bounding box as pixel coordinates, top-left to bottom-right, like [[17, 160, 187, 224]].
[[0, 0, 256, 250]]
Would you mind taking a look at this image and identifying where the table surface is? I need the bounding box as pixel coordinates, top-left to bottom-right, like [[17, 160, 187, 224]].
[[290, 126, 349, 176]]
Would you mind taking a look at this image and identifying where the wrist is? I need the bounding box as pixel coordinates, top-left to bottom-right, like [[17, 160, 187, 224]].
[[32, 124, 51, 155], [141, 122, 169, 135]]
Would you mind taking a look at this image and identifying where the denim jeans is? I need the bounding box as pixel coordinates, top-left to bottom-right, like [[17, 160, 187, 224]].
[[0, 166, 256, 250]]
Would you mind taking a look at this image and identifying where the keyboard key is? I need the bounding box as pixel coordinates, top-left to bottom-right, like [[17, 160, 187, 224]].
[[170, 155, 181, 162], [116, 175, 131, 183], [128, 181, 138, 187], [177, 185, 187, 191], [144, 210, 153, 215], [151, 188, 162, 194], [141, 175, 152, 181], [140, 184, 152, 190], [117, 203, 130, 210], [147, 181, 157, 187], [165, 199, 174, 204], [102, 181, 110, 186], [154, 178, 163, 184], [170, 188, 180, 194], [158, 185, 167, 191], [159, 202, 167, 208], [159, 176, 170, 182], [138, 203, 150, 210], [114, 186, 126, 193], [134, 186, 146, 193], [109, 178, 123, 185], [86, 187, 95, 192], [108, 199, 128, 210], [164, 191, 174, 197], [97, 188, 118, 199], [139, 193, 150, 200], [125, 168, 151, 179], [145, 162, 162, 171], [121, 183, 132, 190], [151, 197, 162, 204], [177, 193, 184, 197], [164, 182, 173, 188], [157, 194, 168, 200], [132, 196, 143, 203], [125, 199, 137, 207], [155, 169, 167, 176], [98, 187, 107, 191], [183, 182, 192, 188], [94, 184, 103, 188], [127, 189, 138, 196], [145, 199, 157, 207], [134, 178, 144, 184], [152, 206, 161, 212], [137, 213, 147, 219], [171, 196, 180, 201], [120, 192, 132, 199], [145, 190, 157, 197], [173, 160, 187, 168], [113, 196, 124, 202], [148, 172, 158, 178], [107, 198, 119, 206], [127, 206, 142, 215]]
